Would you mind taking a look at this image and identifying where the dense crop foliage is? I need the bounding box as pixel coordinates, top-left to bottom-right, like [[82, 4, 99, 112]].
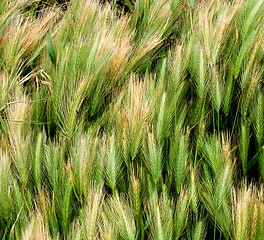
[[0, 0, 263, 239]]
